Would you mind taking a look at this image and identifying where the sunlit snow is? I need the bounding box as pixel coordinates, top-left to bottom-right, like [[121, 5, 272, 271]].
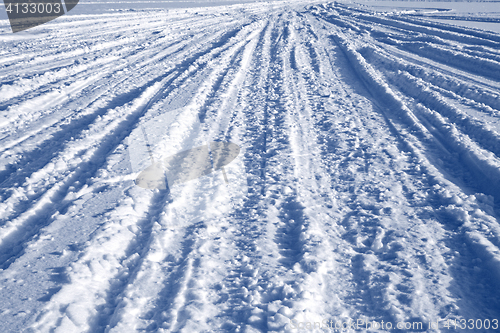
[[1, 0, 500, 332]]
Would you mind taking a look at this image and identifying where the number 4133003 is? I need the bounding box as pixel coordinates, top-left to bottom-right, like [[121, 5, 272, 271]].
[[5, 2, 61, 14], [443, 319, 498, 330]]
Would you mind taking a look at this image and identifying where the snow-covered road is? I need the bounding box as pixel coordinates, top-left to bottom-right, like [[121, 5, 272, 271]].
[[1, 1, 500, 332]]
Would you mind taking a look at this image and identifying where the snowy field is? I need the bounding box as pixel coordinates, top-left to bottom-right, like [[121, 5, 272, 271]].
[[1, 0, 500, 332], [353, 1, 500, 34]]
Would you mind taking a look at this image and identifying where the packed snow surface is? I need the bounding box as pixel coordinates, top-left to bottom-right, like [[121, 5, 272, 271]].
[[1, 1, 500, 332]]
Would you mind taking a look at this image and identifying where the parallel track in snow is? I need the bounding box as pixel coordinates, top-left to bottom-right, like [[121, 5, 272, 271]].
[[1, 2, 500, 332]]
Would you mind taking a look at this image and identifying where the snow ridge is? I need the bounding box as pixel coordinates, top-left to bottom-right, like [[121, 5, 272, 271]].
[[1, 1, 500, 332]]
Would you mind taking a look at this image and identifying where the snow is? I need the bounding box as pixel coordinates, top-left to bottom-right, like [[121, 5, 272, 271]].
[[1, 0, 500, 332], [352, 1, 500, 34]]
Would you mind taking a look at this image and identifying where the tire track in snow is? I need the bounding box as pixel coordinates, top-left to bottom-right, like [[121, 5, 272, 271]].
[[0, 77, 169, 271], [307, 8, 500, 326], [332, 19, 500, 189], [105, 19, 269, 332], [3, 2, 500, 332], [211, 11, 350, 331], [0, 13, 236, 89], [0, 25, 234, 187], [355, 48, 500, 165], [262, 17, 311, 273], [314, 3, 500, 91], [360, 46, 500, 117], [320, 18, 448, 327], [290, 13, 438, 326], [205, 15, 302, 331], [0, 16, 238, 144], [0, 20, 250, 212], [313, 6, 500, 321], [88, 189, 173, 333], [277, 15, 360, 326], [0, 11, 227, 76], [31, 18, 268, 332], [329, 28, 500, 206], [0, 19, 259, 272], [102, 21, 267, 333]]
